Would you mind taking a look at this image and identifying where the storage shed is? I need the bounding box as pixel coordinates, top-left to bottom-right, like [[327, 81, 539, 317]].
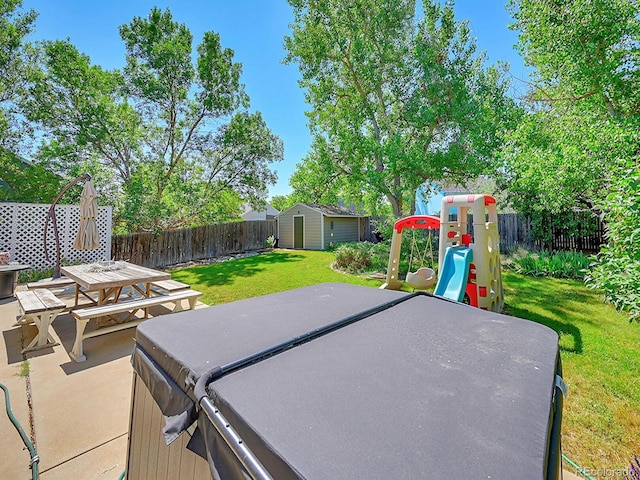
[[277, 203, 367, 250]]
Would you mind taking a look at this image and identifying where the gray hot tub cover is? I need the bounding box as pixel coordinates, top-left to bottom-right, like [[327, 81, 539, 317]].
[[131, 283, 562, 480]]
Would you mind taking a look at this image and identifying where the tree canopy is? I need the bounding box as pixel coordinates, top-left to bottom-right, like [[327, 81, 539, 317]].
[[284, 0, 514, 218], [0, 0, 36, 149], [499, 0, 639, 218], [504, 0, 640, 319], [21, 7, 282, 232]]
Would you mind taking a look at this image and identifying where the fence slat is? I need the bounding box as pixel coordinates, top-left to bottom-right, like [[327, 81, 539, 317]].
[[111, 220, 277, 268]]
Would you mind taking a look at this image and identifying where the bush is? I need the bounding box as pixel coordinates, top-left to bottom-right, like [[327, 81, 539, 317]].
[[265, 235, 276, 249], [586, 160, 640, 322], [506, 250, 590, 280], [332, 242, 374, 274], [18, 268, 55, 284], [332, 235, 439, 278]]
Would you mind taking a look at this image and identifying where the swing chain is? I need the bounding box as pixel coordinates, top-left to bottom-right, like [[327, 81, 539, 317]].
[[408, 228, 435, 272]]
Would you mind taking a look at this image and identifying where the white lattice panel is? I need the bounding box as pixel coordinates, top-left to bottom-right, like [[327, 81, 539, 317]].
[[0, 203, 112, 272]]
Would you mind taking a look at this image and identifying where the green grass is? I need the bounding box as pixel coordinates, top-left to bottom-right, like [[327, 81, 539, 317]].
[[171, 250, 640, 471], [502, 271, 640, 472], [170, 249, 383, 305], [17, 360, 29, 377]]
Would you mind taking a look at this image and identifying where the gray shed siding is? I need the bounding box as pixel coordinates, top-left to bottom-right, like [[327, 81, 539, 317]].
[[278, 212, 293, 248], [278, 204, 324, 249], [324, 217, 360, 248]]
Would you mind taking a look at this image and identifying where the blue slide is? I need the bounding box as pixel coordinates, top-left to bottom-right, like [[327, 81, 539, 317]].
[[434, 246, 473, 302]]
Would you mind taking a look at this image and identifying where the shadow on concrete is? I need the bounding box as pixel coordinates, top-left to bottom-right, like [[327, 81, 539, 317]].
[[0, 296, 17, 306], [2, 326, 27, 364], [52, 304, 177, 375]]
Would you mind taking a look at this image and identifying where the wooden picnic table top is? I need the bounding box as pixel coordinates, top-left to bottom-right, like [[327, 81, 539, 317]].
[[60, 262, 170, 291]]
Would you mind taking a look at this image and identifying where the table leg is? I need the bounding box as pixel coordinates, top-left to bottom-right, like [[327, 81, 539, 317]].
[[22, 310, 61, 353], [70, 318, 90, 362], [97, 287, 128, 325], [144, 283, 151, 318]]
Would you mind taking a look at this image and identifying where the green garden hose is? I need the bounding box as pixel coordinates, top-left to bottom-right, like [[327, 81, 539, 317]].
[[0, 383, 39, 480], [563, 453, 596, 480]]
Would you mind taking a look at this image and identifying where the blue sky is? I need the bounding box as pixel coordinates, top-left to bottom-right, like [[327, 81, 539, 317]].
[[24, 0, 528, 200]]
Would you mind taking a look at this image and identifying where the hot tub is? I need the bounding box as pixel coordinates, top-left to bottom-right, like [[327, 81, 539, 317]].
[[127, 283, 563, 480]]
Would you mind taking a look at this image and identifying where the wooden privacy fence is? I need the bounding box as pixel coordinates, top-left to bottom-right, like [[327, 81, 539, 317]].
[[495, 213, 605, 253], [496, 214, 533, 252], [111, 214, 604, 269], [111, 220, 276, 268], [455, 213, 604, 253]]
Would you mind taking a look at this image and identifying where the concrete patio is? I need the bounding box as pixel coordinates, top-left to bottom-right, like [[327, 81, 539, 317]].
[[0, 285, 205, 480]]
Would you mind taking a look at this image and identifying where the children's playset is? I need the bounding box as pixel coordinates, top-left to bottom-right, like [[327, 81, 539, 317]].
[[381, 194, 504, 313]]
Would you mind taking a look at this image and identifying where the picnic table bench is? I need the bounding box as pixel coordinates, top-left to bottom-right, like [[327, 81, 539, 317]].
[[151, 279, 190, 294], [125, 279, 190, 298], [27, 277, 78, 299], [70, 289, 203, 362], [26, 277, 75, 290], [15, 289, 66, 353]]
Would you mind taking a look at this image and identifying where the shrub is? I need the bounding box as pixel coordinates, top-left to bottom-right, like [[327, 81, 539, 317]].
[[18, 267, 55, 284], [368, 241, 396, 273], [586, 161, 640, 322], [332, 236, 439, 278], [332, 242, 374, 274], [265, 235, 276, 249], [506, 250, 590, 280]]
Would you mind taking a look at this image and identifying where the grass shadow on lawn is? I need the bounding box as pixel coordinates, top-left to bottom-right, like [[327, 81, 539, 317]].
[[504, 303, 583, 354], [502, 271, 597, 354], [169, 249, 383, 307], [503, 270, 640, 470]]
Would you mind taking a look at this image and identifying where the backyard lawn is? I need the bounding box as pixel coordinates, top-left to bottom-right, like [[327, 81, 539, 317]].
[[171, 249, 640, 473]]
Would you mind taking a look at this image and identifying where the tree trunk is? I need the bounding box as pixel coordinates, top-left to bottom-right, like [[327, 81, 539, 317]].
[[387, 193, 403, 218]]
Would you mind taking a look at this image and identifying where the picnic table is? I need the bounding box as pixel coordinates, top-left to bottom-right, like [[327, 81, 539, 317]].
[[61, 261, 170, 307], [60, 261, 172, 362]]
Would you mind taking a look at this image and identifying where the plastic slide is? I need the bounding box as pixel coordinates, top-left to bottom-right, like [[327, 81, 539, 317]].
[[434, 246, 473, 302]]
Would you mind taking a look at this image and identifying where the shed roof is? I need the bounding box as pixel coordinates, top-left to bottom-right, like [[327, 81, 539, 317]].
[[281, 203, 364, 218]]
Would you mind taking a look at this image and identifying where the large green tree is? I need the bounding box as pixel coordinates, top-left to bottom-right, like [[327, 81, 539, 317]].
[[499, 0, 639, 221], [24, 8, 282, 232], [505, 0, 640, 319], [284, 0, 514, 218], [0, 1, 61, 201], [0, 0, 36, 147]]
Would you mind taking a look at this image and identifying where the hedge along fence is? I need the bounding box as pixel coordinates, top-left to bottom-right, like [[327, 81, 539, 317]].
[[111, 220, 277, 269]]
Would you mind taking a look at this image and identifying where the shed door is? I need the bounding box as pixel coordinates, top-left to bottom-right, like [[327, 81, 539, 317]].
[[294, 216, 304, 249]]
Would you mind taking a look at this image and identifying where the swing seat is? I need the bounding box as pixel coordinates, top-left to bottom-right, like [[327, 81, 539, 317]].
[[406, 267, 436, 289]]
